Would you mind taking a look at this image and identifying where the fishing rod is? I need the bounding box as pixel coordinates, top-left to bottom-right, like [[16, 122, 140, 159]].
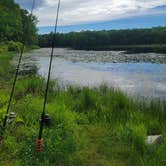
[[37, 0, 61, 152], [0, 0, 36, 144]]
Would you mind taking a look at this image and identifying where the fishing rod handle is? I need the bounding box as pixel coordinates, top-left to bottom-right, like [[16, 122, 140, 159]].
[[36, 139, 43, 152]]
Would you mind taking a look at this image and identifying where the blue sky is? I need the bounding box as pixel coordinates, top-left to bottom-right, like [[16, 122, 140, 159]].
[[15, 0, 166, 34]]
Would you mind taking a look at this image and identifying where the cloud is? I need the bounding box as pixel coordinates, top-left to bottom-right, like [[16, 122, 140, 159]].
[[14, 0, 45, 10], [15, 0, 166, 26]]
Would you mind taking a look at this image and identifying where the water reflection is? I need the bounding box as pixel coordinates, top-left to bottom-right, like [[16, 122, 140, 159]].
[[15, 48, 166, 99]]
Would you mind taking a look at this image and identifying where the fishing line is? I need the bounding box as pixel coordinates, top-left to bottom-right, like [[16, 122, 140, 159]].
[[0, 0, 36, 144], [37, 0, 61, 153]]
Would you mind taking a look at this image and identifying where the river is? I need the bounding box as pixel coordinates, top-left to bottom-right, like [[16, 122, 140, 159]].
[[13, 48, 166, 99]]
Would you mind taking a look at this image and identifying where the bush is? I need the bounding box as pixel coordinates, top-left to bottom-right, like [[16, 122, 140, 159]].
[[0, 43, 8, 53], [7, 41, 23, 52]]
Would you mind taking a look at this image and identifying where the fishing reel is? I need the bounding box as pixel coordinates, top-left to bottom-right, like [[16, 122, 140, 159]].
[[7, 112, 16, 123], [0, 112, 16, 144], [40, 114, 51, 127]]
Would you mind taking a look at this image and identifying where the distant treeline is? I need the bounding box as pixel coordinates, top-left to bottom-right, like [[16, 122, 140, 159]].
[[38, 27, 166, 52]]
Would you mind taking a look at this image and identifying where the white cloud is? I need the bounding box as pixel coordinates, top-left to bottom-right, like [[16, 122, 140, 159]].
[[16, 0, 166, 26], [15, 0, 45, 9]]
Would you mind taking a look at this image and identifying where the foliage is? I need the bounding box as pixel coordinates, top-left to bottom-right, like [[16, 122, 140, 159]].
[[7, 41, 23, 52], [0, 0, 38, 45], [38, 27, 166, 53]]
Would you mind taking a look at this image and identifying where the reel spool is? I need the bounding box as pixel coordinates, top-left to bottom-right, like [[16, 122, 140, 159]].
[[7, 112, 16, 123], [40, 114, 51, 127], [0, 112, 16, 144]]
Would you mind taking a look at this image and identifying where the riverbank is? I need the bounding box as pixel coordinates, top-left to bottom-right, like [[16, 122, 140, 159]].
[[0, 50, 166, 165], [108, 44, 166, 54], [71, 44, 166, 54], [40, 44, 166, 54]]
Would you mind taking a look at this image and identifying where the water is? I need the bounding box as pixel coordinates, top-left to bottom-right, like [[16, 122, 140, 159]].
[[16, 48, 166, 99]]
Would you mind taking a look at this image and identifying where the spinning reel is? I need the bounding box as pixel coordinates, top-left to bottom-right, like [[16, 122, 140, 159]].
[[40, 114, 51, 127], [0, 112, 16, 144], [7, 112, 16, 123]]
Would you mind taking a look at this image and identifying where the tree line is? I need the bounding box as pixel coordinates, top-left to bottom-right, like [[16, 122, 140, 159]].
[[0, 0, 38, 45], [38, 27, 166, 50]]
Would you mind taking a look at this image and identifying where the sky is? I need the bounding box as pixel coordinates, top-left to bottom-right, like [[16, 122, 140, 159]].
[[15, 0, 166, 34]]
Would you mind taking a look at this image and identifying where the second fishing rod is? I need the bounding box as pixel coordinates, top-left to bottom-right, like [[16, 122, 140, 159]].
[[0, 0, 36, 145], [37, 0, 61, 152]]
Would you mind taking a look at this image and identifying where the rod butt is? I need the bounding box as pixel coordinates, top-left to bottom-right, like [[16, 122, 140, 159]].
[[36, 139, 43, 152]]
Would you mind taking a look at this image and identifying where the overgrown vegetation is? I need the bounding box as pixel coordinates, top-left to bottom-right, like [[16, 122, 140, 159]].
[[38, 27, 166, 53], [0, 50, 166, 166]]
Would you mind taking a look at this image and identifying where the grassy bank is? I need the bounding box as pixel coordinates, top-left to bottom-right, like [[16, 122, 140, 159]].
[[0, 50, 166, 166]]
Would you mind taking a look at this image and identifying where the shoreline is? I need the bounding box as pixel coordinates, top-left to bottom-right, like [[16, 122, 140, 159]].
[[41, 44, 166, 54]]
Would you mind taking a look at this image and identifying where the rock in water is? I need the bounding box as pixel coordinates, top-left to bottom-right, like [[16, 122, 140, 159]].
[[146, 135, 163, 145]]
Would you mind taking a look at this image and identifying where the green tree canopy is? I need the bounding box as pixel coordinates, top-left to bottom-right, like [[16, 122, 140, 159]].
[[38, 27, 166, 51], [0, 0, 38, 45]]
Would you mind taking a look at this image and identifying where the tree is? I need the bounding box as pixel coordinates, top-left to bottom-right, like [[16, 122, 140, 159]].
[[0, 0, 38, 45]]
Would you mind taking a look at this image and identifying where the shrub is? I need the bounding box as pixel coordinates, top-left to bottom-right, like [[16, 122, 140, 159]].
[[7, 41, 23, 52], [0, 43, 8, 53]]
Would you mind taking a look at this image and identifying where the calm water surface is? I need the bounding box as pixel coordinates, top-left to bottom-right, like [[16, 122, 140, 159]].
[[17, 48, 166, 99]]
